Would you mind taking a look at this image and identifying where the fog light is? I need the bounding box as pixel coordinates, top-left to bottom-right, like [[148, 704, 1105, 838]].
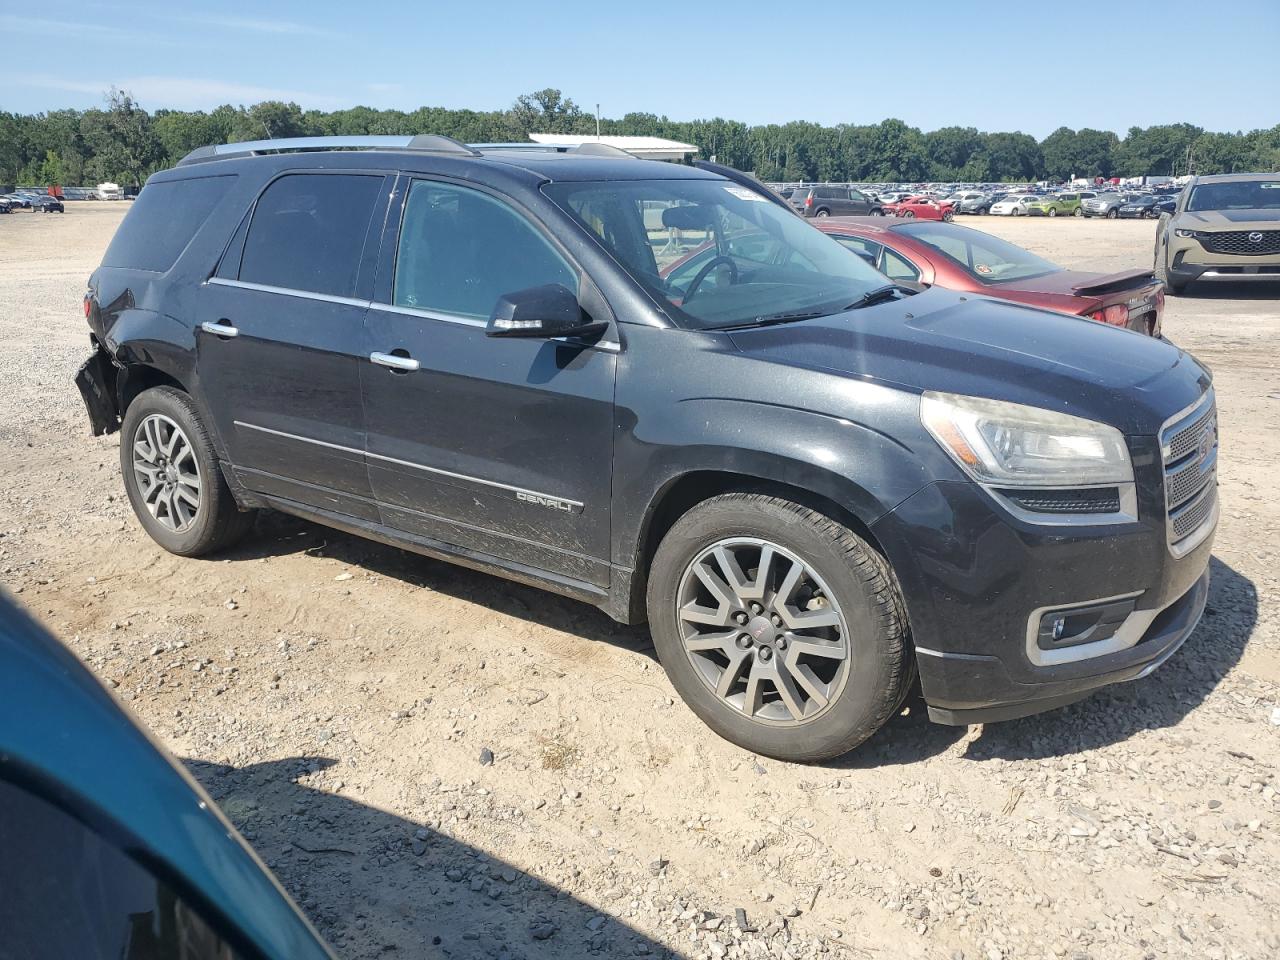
[[1036, 598, 1137, 650]]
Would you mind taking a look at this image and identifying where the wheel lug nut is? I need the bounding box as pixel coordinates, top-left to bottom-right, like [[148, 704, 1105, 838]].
[[734, 611, 749, 625], [758, 647, 773, 661], [737, 634, 752, 649], [771, 614, 782, 627], [750, 602, 762, 615], [775, 636, 787, 650]]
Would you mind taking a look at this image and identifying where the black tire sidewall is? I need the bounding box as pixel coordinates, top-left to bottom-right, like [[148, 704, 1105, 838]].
[[647, 495, 906, 762], [119, 386, 248, 556]]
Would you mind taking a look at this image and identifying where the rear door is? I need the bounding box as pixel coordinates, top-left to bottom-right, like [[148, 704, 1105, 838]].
[[847, 189, 873, 215], [360, 177, 617, 587], [196, 171, 388, 520]]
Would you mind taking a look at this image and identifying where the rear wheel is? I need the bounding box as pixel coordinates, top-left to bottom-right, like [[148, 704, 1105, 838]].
[[815, 209, 830, 218], [120, 386, 255, 556], [647, 493, 910, 762], [1073, 207, 1084, 217], [902, 210, 915, 219]]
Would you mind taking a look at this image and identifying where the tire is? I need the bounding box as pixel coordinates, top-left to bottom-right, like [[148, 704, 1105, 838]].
[[870, 208, 884, 217], [1106, 208, 1118, 219], [978, 206, 989, 215], [1153, 235, 1187, 296], [942, 210, 954, 222], [1013, 207, 1022, 217], [1073, 207, 1084, 217], [815, 209, 830, 218], [902, 210, 915, 219], [1048, 207, 1058, 218], [647, 493, 910, 762], [120, 386, 255, 557]]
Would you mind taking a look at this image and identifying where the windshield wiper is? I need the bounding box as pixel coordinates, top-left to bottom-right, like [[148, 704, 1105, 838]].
[[715, 309, 829, 331], [846, 284, 916, 309]]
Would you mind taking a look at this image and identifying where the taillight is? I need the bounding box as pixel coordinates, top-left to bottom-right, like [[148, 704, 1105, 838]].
[[1088, 304, 1129, 327], [83, 294, 92, 318], [804, 196, 813, 207], [1154, 288, 1165, 312]]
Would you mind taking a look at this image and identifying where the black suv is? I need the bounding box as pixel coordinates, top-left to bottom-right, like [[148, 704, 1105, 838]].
[[75, 136, 1217, 761], [791, 185, 885, 218]]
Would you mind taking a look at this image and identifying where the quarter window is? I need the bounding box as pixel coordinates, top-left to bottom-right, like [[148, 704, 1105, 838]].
[[881, 249, 921, 282], [394, 181, 577, 318], [240, 174, 383, 298]]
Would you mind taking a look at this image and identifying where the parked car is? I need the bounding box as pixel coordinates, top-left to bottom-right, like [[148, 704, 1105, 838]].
[[76, 135, 1215, 761], [1026, 191, 1094, 217], [1082, 193, 1139, 219], [989, 194, 1038, 216], [887, 195, 954, 221], [815, 217, 1164, 335], [0, 591, 336, 959], [1155, 171, 1280, 294], [3, 193, 34, 209], [791, 185, 885, 218], [0, 197, 11, 214], [947, 191, 996, 215], [31, 195, 64, 213], [1116, 195, 1165, 219]]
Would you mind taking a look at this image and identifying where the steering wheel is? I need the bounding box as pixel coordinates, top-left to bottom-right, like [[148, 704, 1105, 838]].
[[683, 256, 739, 303]]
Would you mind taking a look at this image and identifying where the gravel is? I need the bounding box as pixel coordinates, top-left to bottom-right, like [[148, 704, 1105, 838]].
[[1, 206, 1278, 959]]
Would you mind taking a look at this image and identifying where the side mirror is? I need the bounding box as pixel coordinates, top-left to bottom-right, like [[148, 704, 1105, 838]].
[[486, 283, 608, 340]]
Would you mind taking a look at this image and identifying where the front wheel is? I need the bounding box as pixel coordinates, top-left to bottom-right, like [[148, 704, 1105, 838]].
[[942, 210, 954, 222], [1048, 207, 1058, 217], [1073, 207, 1084, 217], [1106, 208, 1118, 219], [647, 493, 910, 762], [902, 210, 915, 219], [120, 386, 255, 556]]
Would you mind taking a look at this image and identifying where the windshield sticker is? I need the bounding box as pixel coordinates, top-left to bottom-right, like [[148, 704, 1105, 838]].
[[724, 185, 768, 202], [975, 264, 993, 275]]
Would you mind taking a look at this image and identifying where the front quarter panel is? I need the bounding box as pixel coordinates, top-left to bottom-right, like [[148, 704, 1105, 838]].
[[611, 324, 949, 570]]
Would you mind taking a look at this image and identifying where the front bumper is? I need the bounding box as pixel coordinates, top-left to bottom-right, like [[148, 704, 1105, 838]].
[[870, 455, 1216, 725], [1167, 233, 1280, 284]]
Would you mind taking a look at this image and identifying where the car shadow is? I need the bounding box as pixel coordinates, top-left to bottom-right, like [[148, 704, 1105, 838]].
[[835, 556, 1257, 767], [218, 510, 656, 659], [185, 756, 668, 960]]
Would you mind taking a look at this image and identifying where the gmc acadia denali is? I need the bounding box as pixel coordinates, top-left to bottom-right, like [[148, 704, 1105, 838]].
[[75, 136, 1218, 761]]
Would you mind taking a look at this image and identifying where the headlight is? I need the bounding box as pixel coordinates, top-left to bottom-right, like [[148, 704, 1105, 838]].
[[921, 391, 1133, 486], [1174, 228, 1198, 238]]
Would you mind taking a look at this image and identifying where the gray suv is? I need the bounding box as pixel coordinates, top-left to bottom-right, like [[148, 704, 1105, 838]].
[[792, 185, 885, 218], [1082, 193, 1139, 219]]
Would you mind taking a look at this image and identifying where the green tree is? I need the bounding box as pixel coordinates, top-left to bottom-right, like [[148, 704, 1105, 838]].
[[78, 89, 161, 188], [505, 89, 590, 138]]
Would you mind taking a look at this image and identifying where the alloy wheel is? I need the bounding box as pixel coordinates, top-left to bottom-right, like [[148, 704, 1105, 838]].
[[132, 414, 202, 532], [676, 538, 851, 726]]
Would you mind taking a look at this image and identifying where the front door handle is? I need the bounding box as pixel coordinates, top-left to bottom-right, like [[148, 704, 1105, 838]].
[[200, 320, 239, 338], [370, 351, 420, 372]]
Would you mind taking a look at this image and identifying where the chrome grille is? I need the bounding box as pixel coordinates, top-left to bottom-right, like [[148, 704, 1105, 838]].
[[1198, 230, 1280, 256], [1160, 391, 1218, 555]]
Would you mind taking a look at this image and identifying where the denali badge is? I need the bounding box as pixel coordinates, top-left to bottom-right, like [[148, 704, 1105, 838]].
[[516, 491, 575, 512], [1249, 232, 1264, 243]]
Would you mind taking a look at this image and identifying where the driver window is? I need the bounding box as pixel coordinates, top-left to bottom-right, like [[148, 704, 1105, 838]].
[[394, 181, 577, 319], [881, 249, 921, 282]]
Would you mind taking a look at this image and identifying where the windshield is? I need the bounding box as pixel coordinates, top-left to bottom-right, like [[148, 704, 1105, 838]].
[[895, 221, 1060, 284], [544, 178, 886, 330], [1186, 180, 1280, 212]]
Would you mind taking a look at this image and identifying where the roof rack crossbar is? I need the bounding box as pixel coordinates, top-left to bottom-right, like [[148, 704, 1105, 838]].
[[177, 134, 480, 166]]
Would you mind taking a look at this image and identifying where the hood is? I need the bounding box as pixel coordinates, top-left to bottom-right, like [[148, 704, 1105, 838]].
[[1179, 209, 1280, 228], [727, 288, 1209, 435]]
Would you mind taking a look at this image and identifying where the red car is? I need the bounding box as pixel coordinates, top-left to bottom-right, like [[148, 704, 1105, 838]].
[[815, 217, 1163, 335], [882, 195, 954, 221]]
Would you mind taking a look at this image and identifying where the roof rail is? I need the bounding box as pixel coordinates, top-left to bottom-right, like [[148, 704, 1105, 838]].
[[177, 134, 480, 166], [471, 141, 637, 159], [572, 142, 635, 158]]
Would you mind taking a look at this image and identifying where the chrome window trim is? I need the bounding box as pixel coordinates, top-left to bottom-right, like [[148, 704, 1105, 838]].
[[232, 420, 584, 508], [206, 276, 371, 309], [367, 301, 621, 352]]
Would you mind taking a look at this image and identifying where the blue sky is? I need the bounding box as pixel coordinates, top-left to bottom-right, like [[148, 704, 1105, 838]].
[[3, 0, 1278, 138]]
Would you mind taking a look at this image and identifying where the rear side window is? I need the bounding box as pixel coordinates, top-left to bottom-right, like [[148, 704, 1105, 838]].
[[101, 175, 236, 273], [240, 174, 383, 298]]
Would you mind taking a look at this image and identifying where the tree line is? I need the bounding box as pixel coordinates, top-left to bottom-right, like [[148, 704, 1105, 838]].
[[2, 88, 1278, 190]]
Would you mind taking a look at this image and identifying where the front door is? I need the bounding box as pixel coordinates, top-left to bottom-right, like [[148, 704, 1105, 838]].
[[360, 178, 617, 587], [196, 172, 388, 521]]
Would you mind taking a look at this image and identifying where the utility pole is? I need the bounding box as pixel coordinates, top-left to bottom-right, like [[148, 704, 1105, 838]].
[[596, 104, 601, 140]]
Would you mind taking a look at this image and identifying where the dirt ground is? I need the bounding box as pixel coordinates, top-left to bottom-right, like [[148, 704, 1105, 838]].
[[1, 204, 1277, 960]]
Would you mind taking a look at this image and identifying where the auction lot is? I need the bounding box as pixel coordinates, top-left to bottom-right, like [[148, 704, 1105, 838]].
[[1, 205, 1278, 959]]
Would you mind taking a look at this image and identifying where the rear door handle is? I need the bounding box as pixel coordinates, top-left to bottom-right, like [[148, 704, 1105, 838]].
[[370, 351, 420, 372], [200, 320, 239, 338]]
